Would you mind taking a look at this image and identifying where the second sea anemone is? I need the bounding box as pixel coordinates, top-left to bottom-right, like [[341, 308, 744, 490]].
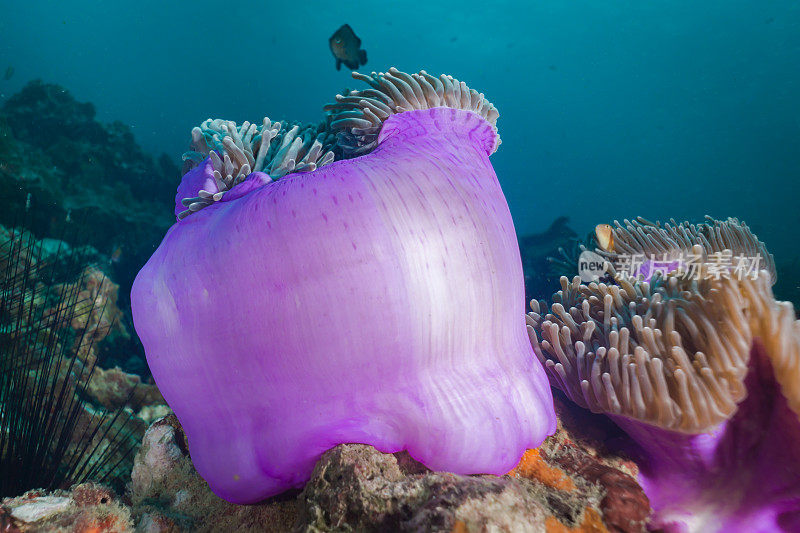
[[528, 219, 799, 532]]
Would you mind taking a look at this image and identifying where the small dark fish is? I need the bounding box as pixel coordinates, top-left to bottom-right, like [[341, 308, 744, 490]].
[[329, 24, 367, 71], [3, 66, 14, 81], [110, 245, 123, 264]]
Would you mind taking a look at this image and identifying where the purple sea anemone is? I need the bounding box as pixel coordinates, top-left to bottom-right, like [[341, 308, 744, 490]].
[[527, 222, 800, 532], [131, 69, 556, 504]]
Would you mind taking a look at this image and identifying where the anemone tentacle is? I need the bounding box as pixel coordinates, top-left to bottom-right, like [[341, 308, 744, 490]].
[[176, 68, 503, 221], [324, 67, 500, 157], [527, 245, 759, 433], [177, 68, 499, 220], [178, 118, 336, 219], [593, 216, 776, 284], [529, 220, 800, 531]]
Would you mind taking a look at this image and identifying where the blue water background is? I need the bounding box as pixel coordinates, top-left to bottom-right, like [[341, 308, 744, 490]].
[[2, 1, 798, 261]]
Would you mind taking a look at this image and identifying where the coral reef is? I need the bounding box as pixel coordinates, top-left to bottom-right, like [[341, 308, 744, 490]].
[[300, 446, 557, 532], [132, 68, 555, 503], [527, 219, 800, 531], [0, 80, 179, 317], [6, 69, 796, 530], [87, 366, 164, 411], [0, 224, 168, 498], [1, 226, 135, 496], [55, 265, 127, 360], [129, 416, 299, 532]]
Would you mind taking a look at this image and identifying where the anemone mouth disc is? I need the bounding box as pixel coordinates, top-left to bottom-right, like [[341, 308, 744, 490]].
[[177, 68, 501, 220]]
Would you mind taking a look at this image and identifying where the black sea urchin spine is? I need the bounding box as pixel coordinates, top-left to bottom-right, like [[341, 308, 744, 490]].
[[0, 223, 138, 497]]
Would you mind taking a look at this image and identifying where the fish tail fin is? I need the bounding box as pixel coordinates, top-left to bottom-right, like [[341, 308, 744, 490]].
[[336, 58, 342, 71], [359, 49, 367, 65]]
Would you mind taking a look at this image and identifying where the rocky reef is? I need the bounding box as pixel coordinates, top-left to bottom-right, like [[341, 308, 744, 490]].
[[2, 398, 649, 532], [0, 223, 169, 500], [0, 80, 178, 327]]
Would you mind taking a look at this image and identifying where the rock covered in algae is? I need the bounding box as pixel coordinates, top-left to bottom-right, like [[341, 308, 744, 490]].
[[125, 407, 648, 532], [129, 416, 299, 532], [0, 483, 133, 532]]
